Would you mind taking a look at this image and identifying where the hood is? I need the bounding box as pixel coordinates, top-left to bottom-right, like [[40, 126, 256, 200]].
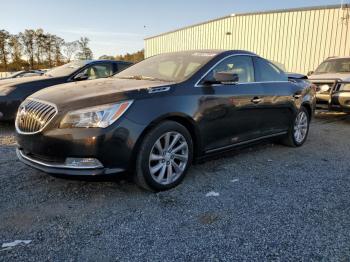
[[308, 73, 350, 82], [287, 73, 307, 79], [0, 75, 48, 87], [30, 77, 174, 109]]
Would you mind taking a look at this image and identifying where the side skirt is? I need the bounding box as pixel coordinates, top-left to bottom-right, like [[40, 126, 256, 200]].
[[202, 131, 288, 155]]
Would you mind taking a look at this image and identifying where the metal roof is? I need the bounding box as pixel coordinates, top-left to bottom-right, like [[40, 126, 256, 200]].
[[145, 4, 347, 40]]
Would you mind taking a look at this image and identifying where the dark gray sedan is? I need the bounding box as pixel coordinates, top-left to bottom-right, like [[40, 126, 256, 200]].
[[0, 60, 132, 121]]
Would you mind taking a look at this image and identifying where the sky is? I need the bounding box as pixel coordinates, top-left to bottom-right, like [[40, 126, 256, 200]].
[[0, 0, 346, 58]]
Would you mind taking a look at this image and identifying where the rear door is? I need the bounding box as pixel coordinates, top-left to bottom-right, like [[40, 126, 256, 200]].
[[197, 55, 265, 152], [253, 57, 295, 135]]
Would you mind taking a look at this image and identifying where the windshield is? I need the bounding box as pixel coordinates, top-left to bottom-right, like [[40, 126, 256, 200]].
[[314, 58, 350, 74], [114, 51, 219, 82], [45, 61, 88, 77]]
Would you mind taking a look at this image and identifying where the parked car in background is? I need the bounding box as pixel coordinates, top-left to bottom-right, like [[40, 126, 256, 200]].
[[2, 70, 45, 79], [15, 50, 316, 191], [308, 56, 350, 112], [0, 60, 132, 121]]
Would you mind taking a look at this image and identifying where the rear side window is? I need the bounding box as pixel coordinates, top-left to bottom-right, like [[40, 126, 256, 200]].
[[117, 63, 131, 72], [254, 57, 287, 82]]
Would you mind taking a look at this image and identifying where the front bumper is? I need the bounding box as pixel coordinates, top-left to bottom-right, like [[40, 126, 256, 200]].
[[16, 117, 146, 176], [311, 80, 350, 112], [17, 149, 124, 176]]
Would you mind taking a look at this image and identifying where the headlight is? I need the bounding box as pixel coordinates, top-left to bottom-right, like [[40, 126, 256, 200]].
[[319, 84, 330, 92], [0, 86, 15, 96], [60, 100, 133, 128], [339, 83, 350, 91]]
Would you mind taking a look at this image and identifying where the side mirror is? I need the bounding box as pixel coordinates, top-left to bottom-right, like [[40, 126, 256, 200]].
[[214, 72, 239, 84], [307, 71, 314, 76], [74, 72, 89, 81]]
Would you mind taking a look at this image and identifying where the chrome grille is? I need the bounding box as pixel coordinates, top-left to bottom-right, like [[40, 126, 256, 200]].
[[15, 99, 57, 134]]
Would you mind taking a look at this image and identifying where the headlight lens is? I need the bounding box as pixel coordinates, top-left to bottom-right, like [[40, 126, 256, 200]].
[[60, 100, 133, 128], [340, 83, 350, 91], [319, 84, 330, 92], [0, 86, 15, 96]]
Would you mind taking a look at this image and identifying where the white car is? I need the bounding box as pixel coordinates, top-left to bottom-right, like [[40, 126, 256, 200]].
[[308, 56, 350, 112]]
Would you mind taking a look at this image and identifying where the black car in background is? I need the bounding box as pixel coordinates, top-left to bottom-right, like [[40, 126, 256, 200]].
[[15, 50, 316, 191], [0, 60, 132, 121], [2, 70, 45, 79]]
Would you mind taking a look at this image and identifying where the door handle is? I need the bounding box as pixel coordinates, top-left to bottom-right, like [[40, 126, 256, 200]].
[[251, 97, 262, 104]]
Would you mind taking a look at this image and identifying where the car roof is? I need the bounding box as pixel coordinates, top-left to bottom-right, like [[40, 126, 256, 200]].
[[149, 49, 257, 58], [85, 60, 133, 65], [326, 56, 350, 61]]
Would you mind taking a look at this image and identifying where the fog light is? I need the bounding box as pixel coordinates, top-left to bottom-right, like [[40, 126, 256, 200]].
[[64, 158, 103, 169]]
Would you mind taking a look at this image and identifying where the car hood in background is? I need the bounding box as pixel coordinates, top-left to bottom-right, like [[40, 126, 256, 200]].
[[308, 73, 350, 82], [29, 78, 175, 110], [0, 75, 48, 87]]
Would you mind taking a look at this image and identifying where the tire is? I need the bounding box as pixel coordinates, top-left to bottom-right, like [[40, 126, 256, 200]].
[[134, 121, 193, 191], [281, 106, 310, 147]]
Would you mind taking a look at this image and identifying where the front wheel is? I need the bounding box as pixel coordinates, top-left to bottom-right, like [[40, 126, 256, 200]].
[[134, 121, 193, 191], [281, 107, 310, 147]]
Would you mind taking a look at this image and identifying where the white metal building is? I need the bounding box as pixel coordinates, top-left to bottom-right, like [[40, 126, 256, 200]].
[[145, 5, 350, 74]]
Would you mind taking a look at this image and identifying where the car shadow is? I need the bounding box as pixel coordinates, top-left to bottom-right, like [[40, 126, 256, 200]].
[[314, 110, 350, 124]]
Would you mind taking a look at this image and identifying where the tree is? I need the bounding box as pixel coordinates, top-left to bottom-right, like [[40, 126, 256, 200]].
[[115, 49, 144, 63], [76, 37, 93, 60], [20, 29, 36, 69], [0, 29, 95, 71], [52, 36, 64, 66], [8, 34, 22, 62], [34, 29, 46, 67], [63, 41, 78, 62], [0, 30, 10, 70], [8, 34, 25, 71]]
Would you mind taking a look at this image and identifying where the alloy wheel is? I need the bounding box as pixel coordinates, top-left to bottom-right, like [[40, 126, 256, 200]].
[[148, 131, 189, 185], [294, 111, 308, 143]]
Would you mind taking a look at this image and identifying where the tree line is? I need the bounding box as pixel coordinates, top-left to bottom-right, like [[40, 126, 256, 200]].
[[99, 50, 144, 64], [0, 29, 93, 72]]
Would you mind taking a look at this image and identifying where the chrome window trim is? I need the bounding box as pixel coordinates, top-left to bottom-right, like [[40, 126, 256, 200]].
[[15, 98, 58, 135], [17, 149, 104, 170], [194, 54, 290, 87]]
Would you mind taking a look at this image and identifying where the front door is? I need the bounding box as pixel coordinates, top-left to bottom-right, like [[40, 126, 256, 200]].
[[196, 55, 265, 152]]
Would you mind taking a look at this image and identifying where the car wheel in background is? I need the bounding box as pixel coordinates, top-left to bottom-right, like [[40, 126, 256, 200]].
[[281, 106, 310, 147], [134, 121, 193, 191]]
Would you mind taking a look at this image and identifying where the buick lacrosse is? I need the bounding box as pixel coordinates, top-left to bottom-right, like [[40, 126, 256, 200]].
[[16, 50, 316, 191]]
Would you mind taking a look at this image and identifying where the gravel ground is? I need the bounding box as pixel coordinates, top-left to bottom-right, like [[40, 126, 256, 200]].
[[0, 112, 350, 261]]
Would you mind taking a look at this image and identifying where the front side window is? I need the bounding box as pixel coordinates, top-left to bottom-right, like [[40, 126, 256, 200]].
[[202, 55, 255, 83], [254, 57, 287, 82], [80, 63, 114, 80]]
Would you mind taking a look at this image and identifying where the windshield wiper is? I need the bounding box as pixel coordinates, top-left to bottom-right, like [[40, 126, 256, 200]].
[[116, 75, 167, 82]]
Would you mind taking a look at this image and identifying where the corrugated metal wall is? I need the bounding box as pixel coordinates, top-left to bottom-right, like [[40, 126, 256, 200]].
[[145, 5, 350, 74]]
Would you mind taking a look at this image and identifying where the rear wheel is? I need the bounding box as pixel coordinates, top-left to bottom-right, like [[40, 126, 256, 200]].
[[281, 106, 310, 147], [134, 121, 193, 191]]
